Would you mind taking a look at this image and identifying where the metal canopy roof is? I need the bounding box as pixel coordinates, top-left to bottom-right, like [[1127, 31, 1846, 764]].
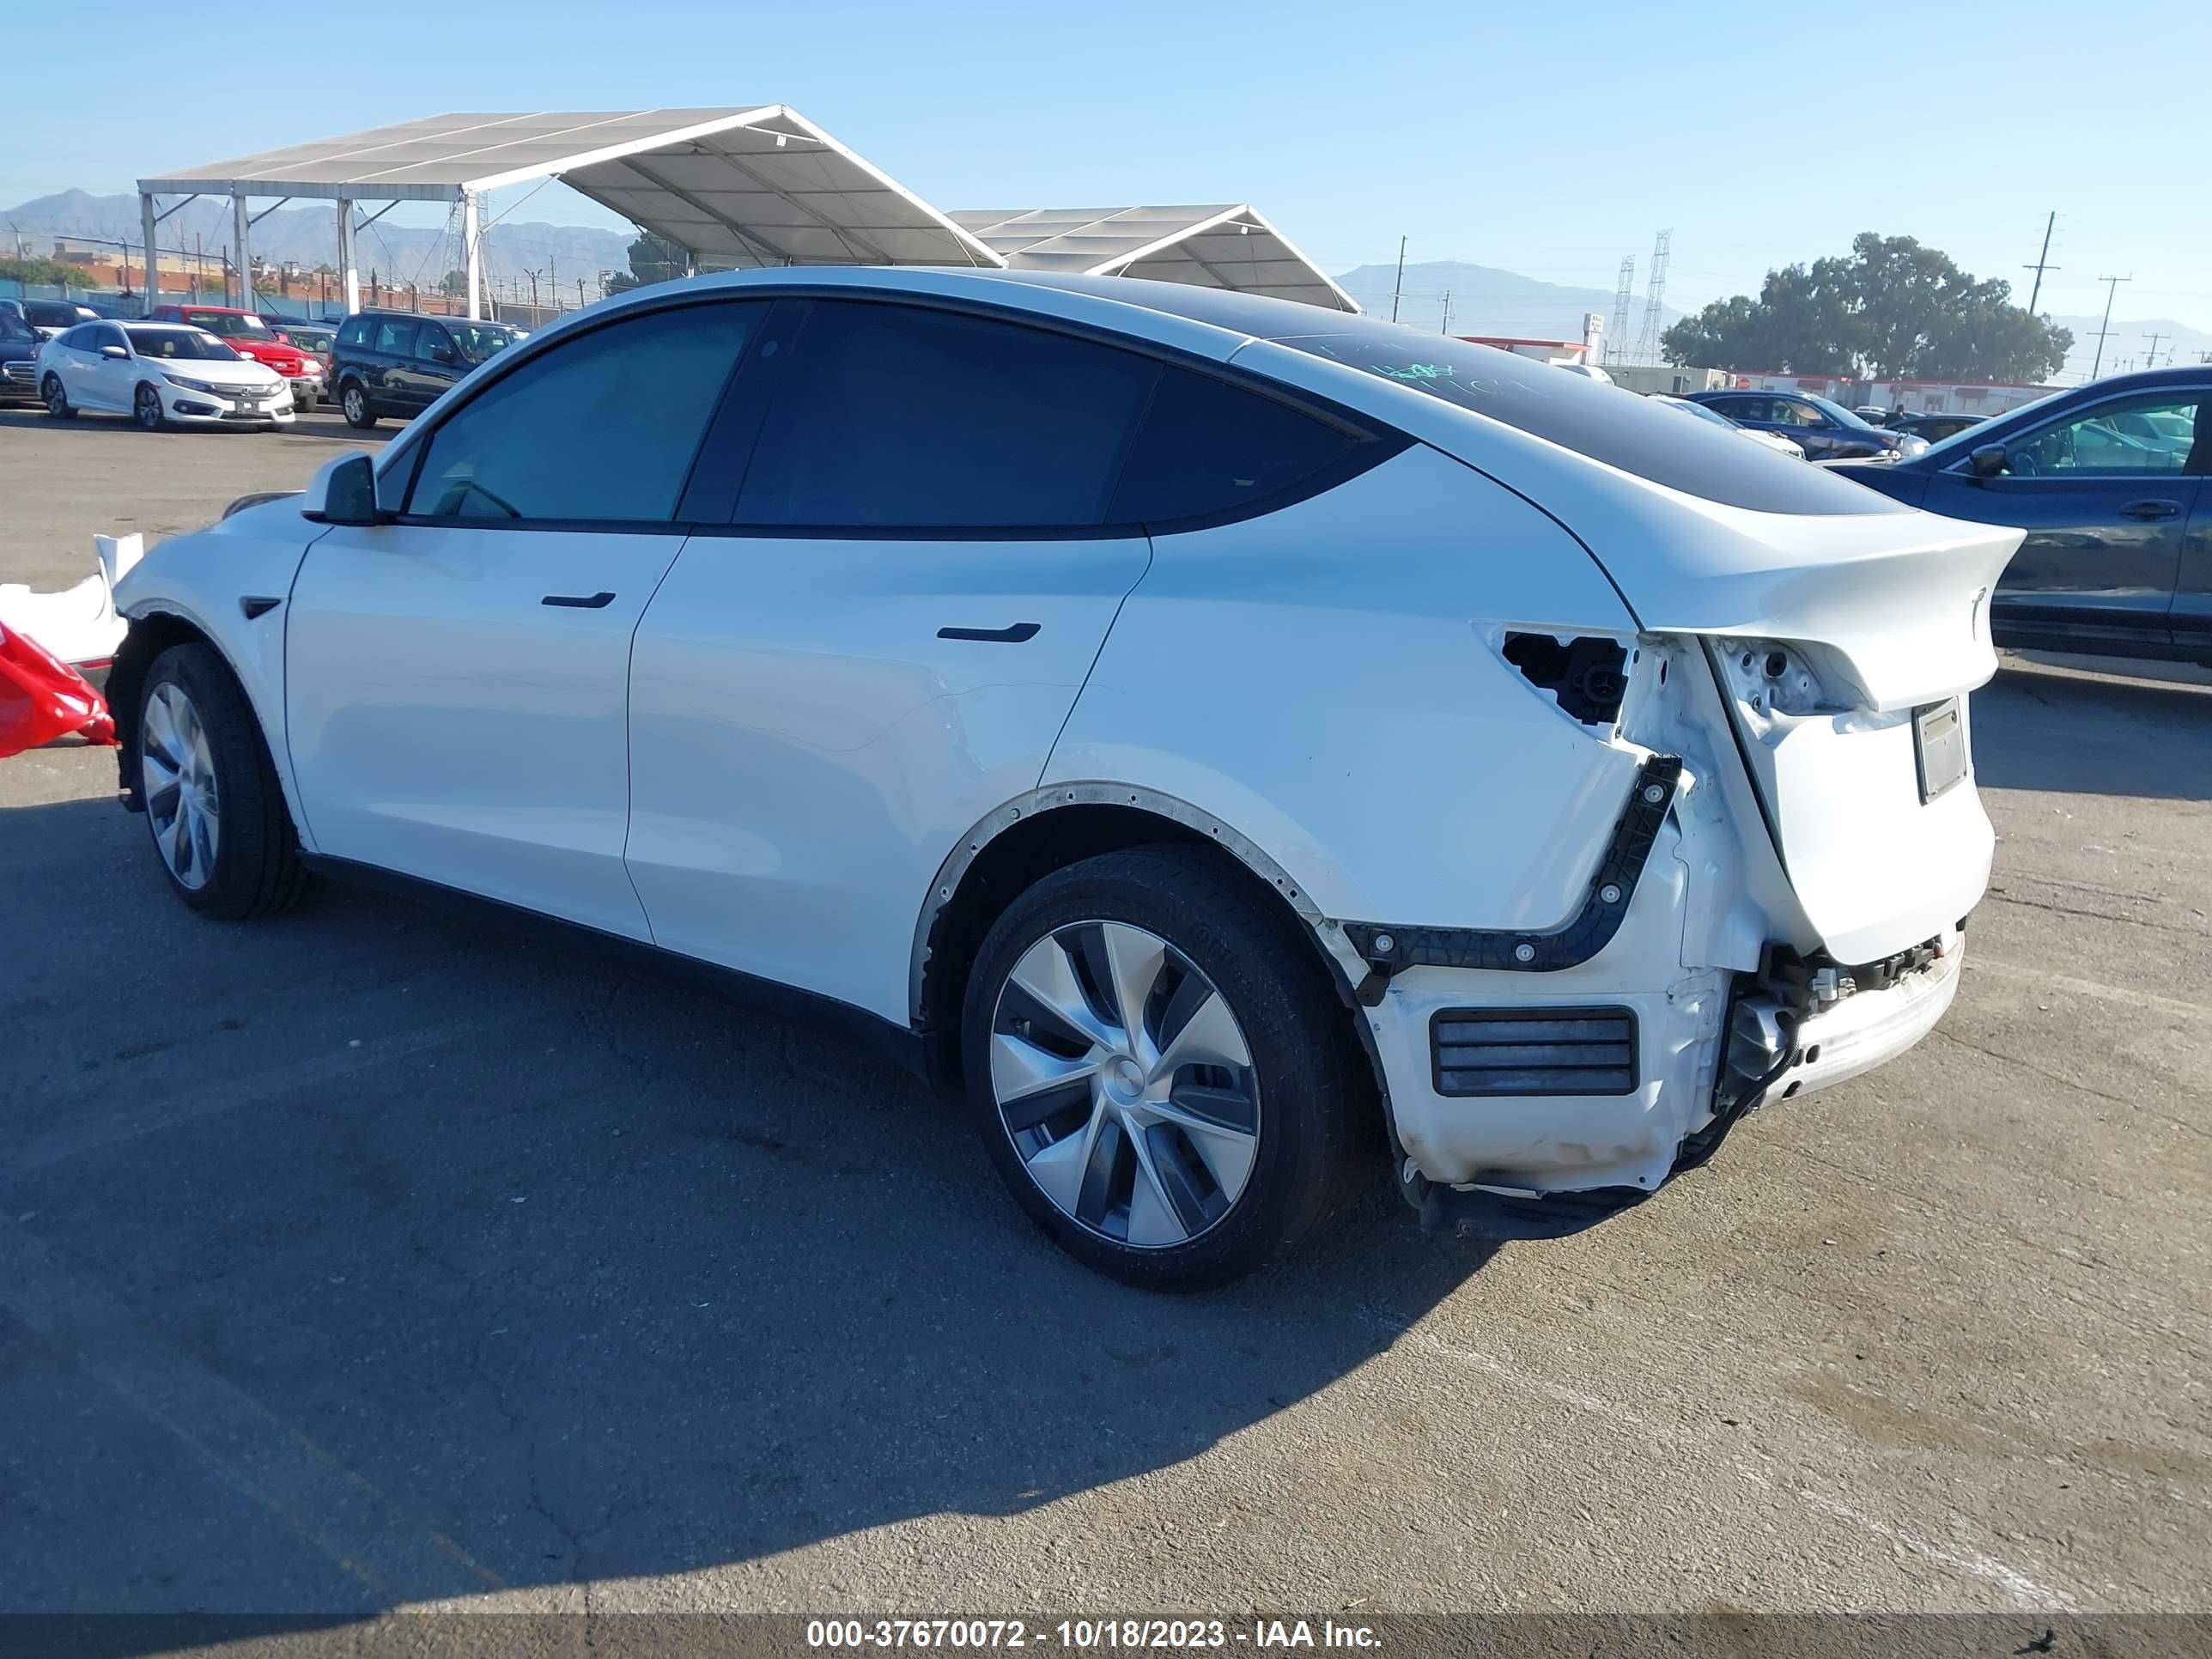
[[138, 106, 1000, 268], [950, 206, 1358, 312]]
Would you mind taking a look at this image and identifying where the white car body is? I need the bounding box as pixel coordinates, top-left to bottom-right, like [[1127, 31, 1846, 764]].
[[103, 267, 2015, 1266], [37, 322, 293, 427]]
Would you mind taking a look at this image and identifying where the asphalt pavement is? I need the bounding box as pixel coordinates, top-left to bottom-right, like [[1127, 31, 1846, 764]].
[[2, 410, 2207, 1633]]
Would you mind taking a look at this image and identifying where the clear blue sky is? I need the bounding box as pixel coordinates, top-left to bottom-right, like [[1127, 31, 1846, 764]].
[[6, 0, 2206, 331]]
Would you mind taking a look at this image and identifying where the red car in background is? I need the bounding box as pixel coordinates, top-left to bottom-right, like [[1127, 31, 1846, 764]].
[[145, 306, 325, 407]]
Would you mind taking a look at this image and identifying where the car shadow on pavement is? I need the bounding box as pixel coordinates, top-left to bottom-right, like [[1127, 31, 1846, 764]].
[[0, 793, 1501, 1631], [1973, 663, 2212, 803]]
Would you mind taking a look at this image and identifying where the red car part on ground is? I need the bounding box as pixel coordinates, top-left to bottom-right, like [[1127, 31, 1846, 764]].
[[0, 623, 116, 757]]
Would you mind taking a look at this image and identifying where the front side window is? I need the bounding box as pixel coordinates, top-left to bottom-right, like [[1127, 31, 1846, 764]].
[[58, 325, 97, 350], [2002, 394, 2201, 477], [1109, 367, 1372, 525], [337, 317, 372, 348], [93, 325, 128, 352], [185, 310, 276, 342], [413, 325, 456, 364], [1778, 399, 1830, 428], [446, 323, 521, 363], [735, 301, 1157, 529], [408, 301, 762, 523]]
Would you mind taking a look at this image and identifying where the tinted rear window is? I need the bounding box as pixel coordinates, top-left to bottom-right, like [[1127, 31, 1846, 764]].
[[1272, 329, 1911, 516], [1109, 367, 1373, 525]]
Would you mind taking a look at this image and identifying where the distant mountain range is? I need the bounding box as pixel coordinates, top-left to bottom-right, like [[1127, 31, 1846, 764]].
[[1332, 258, 1685, 346], [3, 188, 635, 292]]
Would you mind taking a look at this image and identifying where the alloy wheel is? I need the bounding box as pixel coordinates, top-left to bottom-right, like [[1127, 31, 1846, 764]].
[[135, 386, 161, 428], [989, 920, 1261, 1248], [43, 377, 67, 417], [142, 681, 221, 890], [342, 386, 366, 424]]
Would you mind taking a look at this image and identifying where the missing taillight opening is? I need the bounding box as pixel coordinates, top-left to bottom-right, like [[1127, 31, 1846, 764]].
[[1502, 633, 1630, 726]]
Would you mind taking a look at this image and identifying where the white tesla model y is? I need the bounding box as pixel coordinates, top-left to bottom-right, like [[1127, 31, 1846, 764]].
[[103, 268, 2018, 1286]]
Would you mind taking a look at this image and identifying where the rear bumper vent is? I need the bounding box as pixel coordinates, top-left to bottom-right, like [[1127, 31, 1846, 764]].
[[1431, 1006, 1639, 1097]]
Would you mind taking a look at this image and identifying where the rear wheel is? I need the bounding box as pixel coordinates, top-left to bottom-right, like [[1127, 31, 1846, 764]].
[[133, 383, 165, 430], [961, 846, 1365, 1289], [137, 643, 308, 919], [340, 382, 377, 428], [41, 374, 76, 419]]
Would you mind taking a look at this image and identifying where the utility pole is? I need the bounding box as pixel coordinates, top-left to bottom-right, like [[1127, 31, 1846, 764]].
[[2023, 211, 2058, 315], [2089, 275, 2130, 378], [1390, 235, 1407, 324], [1438, 290, 1451, 335], [2142, 331, 2166, 368]]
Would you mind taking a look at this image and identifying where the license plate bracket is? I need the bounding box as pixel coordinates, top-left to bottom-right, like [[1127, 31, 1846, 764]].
[[1913, 697, 1966, 802]]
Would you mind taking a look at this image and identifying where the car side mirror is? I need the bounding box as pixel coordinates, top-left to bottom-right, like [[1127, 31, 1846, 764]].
[[275, 331, 290, 343], [1967, 443, 2008, 479], [100, 343, 129, 360], [307, 453, 386, 526], [430, 344, 456, 364]]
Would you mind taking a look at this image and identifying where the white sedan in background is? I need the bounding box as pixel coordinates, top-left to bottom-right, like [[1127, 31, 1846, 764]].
[[39, 321, 294, 430], [1651, 392, 1806, 459]]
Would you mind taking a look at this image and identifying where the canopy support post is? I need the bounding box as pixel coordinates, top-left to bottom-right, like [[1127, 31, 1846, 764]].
[[462, 191, 482, 320], [337, 198, 359, 316], [140, 192, 158, 316], [233, 192, 253, 313]]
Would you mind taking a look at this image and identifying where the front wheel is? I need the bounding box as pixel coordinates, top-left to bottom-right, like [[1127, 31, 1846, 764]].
[[961, 846, 1366, 1289], [137, 643, 308, 919], [42, 374, 76, 419], [339, 383, 377, 428], [134, 383, 165, 430]]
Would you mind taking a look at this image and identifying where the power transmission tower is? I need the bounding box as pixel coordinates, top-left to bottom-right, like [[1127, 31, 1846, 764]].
[[1634, 229, 1672, 364], [1607, 255, 1635, 367], [2023, 210, 2059, 314], [2142, 331, 2166, 367], [2089, 275, 2130, 378]]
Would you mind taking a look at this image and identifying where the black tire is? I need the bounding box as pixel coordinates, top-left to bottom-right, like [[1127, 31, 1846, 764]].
[[136, 642, 309, 920], [42, 374, 76, 419], [961, 845, 1367, 1290], [133, 382, 165, 430], [340, 382, 378, 428]]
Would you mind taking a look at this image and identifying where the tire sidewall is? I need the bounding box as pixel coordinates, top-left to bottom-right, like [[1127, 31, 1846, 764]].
[[135, 385, 162, 429], [138, 645, 277, 916], [960, 849, 1352, 1290]]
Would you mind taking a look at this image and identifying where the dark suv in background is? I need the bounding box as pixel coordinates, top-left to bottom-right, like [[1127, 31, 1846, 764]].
[[330, 310, 526, 428]]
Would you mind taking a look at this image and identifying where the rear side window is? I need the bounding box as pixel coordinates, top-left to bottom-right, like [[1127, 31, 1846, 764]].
[[371, 318, 417, 356], [407, 301, 762, 523], [1109, 368, 1371, 525], [337, 317, 371, 348], [735, 301, 1156, 529]]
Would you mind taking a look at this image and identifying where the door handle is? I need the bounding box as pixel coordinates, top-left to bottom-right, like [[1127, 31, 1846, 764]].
[[937, 622, 1041, 643], [2118, 499, 2180, 521], [542, 591, 616, 608]]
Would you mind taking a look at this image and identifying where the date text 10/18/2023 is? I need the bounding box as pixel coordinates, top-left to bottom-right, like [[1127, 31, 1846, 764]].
[[805, 1619, 1382, 1650]]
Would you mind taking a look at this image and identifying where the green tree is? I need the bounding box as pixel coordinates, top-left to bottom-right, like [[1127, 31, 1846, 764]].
[[0, 255, 97, 290], [1663, 234, 2073, 383], [602, 232, 690, 295], [439, 268, 471, 297]]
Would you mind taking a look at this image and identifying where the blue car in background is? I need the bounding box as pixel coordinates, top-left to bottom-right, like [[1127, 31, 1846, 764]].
[[1830, 365, 2209, 666], [1687, 387, 1927, 462]]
